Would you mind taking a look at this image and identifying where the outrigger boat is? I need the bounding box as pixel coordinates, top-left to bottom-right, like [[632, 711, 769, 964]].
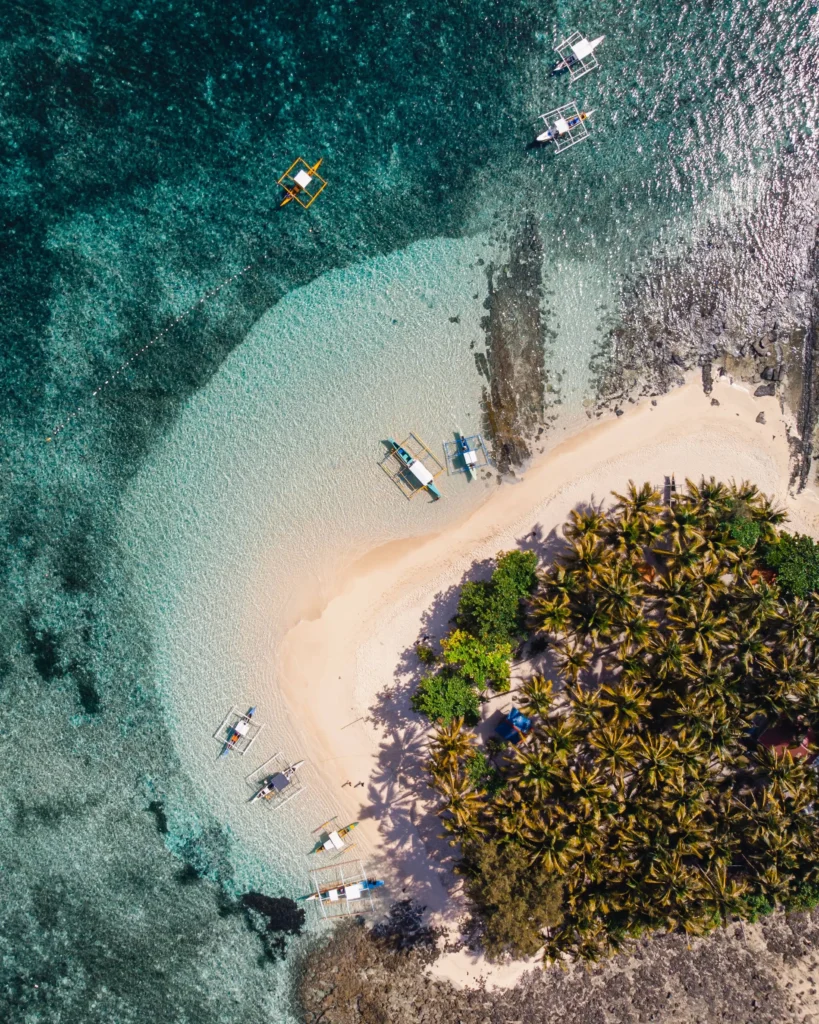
[[553, 34, 604, 77], [311, 821, 359, 854], [537, 109, 594, 143], [278, 157, 325, 209], [250, 759, 305, 802], [457, 433, 478, 480], [387, 438, 442, 500], [301, 878, 384, 903], [220, 707, 256, 758]]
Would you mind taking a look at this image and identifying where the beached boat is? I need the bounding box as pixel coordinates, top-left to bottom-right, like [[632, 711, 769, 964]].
[[250, 759, 305, 802], [220, 707, 256, 757], [457, 433, 478, 480], [443, 432, 490, 478], [301, 878, 384, 903], [311, 820, 359, 854], [387, 438, 442, 500]]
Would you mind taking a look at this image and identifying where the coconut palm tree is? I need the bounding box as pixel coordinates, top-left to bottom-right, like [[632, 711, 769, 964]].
[[686, 477, 732, 521], [553, 638, 593, 682], [566, 685, 604, 731], [668, 603, 731, 668], [649, 630, 697, 680], [588, 724, 637, 775], [612, 480, 663, 528], [508, 742, 559, 801], [664, 505, 706, 552], [428, 717, 473, 774], [598, 680, 655, 728], [519, 674, 553, 717], [530, 593, 572, 635], [565, 505, 608, 541], [436, 771, 485, 830], [633, 733, 680, 789]]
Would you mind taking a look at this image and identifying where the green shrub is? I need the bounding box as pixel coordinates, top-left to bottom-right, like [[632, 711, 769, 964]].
[[410, 670, 480, 725], [462, 839, 563, 959], [456, 550, 538, 644], [415, 642, 437, 665], [782, 879, 819, 913], [739, 892, 775, 923], [465, 750, 504, 795], [762, 532, 819, 597], [440, 629, 511, 691], [729, 517, 761, 549], [494, 549, 539, 596]]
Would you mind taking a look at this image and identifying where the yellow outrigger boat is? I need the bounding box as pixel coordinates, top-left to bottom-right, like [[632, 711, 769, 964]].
[[277, 157, 326, 209]]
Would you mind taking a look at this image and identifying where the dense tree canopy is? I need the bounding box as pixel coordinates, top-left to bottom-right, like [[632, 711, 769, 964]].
[[423, 479, 819, 962]]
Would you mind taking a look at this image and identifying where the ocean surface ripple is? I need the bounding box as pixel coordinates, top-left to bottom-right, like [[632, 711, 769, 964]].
[[2, 1, 818, 1022]]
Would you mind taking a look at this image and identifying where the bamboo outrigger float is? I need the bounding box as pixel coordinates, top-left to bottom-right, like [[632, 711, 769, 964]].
[[277, 157, 327, 209]]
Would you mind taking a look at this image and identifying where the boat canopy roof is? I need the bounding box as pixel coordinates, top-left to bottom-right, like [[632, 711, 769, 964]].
[[325, 831, 345, 851], [345, 883, 363, 901], [270, 772, 291, 791], [571, 37, 594, 59], [409, 460, 434, 486], [555, 117, 570, 134], [294, 169, 313, 188]]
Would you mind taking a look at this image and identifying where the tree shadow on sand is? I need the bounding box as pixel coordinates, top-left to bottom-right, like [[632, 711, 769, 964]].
[[358, 510, 590, 906]]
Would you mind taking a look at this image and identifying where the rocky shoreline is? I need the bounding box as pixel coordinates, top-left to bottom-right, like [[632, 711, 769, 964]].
[[298, 905, 819, 1024], [479, 215, 547, 475]]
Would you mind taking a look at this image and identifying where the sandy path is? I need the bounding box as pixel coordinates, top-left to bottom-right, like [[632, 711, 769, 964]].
[[277, 376, 819, 984]]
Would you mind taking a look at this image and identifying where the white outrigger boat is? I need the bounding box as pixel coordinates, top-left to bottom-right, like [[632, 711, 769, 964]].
[[215, 705, 263, 757], [301, 878, 384, 903], [553, 32, 604, 81], [250, 759, 305, 802], [536, 101, 594, 152], [443, 432, 490, 480], [387, 438, 441, 500]]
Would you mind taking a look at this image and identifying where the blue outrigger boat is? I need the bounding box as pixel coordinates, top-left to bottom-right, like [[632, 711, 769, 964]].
[[387, 438, 442, 500]]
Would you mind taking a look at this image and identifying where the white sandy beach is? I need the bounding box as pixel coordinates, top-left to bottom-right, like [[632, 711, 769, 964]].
[[277, 376, 819, 987]]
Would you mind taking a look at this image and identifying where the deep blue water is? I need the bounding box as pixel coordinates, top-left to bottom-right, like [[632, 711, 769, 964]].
[[2, 1, 819, 1021]]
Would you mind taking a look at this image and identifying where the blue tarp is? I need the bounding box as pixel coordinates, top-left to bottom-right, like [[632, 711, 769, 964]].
[[495, 706, 532, 744]]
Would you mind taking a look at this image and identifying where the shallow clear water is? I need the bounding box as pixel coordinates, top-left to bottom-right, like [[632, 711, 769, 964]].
[[3, 1, 819, 1021]]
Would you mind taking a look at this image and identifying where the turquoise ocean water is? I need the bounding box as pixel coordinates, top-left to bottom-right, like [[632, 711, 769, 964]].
[[3, 1, 819, 1021]]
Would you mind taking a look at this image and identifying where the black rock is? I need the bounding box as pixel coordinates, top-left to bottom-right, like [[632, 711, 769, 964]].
[[754, 382, 776, 398], [756, 411, 767, 424], [761, 366, 777, 381], [711, 398, 720, 406], [615, 408, 624, 417]]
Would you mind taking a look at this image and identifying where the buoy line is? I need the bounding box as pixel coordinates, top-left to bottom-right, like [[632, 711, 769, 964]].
[[47, 250, 276, 441]]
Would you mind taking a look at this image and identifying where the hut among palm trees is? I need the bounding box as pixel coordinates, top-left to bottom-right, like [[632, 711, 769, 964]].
[[758, 719, 817, 762]]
